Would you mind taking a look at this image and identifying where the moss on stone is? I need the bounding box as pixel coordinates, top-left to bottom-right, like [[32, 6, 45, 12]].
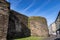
[[28, 16, 49, 37], [28, 16, 47, 26]]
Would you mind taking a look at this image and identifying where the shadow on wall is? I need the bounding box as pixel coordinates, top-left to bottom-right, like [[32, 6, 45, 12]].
[[20, 22, 31, 38], [7, 13, 31, 40]]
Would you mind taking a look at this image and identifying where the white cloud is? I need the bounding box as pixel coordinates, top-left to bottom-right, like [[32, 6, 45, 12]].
[[14, 0, 22, 7], [11, 0, 22, 9], [31, 0, 51, 14], [23, 0, 36, 12]]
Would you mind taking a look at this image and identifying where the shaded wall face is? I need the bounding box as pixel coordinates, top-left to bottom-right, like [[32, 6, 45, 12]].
[[10, 11, 31, 37], [7, 11, 30, 39], [0, 1, 10, 40], [56, 22, 60, 30], [56, 13, 60, 30], [20, 22, 31, 37], [7, 14, 16, 39], [7, 14, 22, 39]]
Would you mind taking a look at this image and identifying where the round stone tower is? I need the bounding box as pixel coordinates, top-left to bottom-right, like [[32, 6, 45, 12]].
[[0, 0, 10, 40], [28, 16, 49, 37]]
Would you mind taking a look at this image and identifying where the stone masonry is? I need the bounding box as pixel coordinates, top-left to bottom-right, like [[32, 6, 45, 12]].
[[0, 0, 10, 40], [28, 16, 49, 37], [7, 10, 30, 39], [0, 0, 49, 40]]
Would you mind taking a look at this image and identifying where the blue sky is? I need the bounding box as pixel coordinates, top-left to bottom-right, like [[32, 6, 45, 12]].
[[6, 0, 60, 26]]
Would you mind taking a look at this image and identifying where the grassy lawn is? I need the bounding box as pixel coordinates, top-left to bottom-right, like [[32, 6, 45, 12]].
[[14, 36, 44, 40]]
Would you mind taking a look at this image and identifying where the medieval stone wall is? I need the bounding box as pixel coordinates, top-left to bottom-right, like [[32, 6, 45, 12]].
[[7, 10, 30, 39], [28, 16, 49, 37], [0, 0, 10, 40], [0, 0, 49, 40]]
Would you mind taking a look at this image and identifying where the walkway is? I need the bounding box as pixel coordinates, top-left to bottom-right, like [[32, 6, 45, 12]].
[[44, 35, 60, 40]]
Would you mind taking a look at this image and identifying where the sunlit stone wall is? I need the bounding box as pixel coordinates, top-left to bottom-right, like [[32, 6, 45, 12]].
[[28, 16, 49, 37], [0, 0, 10, 40]]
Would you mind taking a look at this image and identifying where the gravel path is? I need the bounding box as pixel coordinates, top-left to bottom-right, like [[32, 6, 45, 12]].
[[44, 35, 60, 40]]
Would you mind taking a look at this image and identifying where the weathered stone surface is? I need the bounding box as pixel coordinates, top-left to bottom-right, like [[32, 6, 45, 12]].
[[28, 16, 49, 37], [0, 0, 30, 39], [0, 0, 49, 40], [0, 0, 10, 40], [0, 8, 9, 40], [7, 10, 30, 39]]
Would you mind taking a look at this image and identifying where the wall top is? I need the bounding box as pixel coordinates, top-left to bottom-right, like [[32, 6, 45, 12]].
[[0, 0, 5, 1], [0, 0, 10, 7]]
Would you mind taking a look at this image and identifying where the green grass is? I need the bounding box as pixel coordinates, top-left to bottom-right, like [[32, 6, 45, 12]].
[[14, 36, 44, 40]]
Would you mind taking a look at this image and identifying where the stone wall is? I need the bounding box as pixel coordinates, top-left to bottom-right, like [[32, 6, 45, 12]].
[[28, 16, 49, 37], [55, 11, 60, 30], [0, 0, 10, 40], [7, 10, 30, 39], [0, 0, 49, 40]]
